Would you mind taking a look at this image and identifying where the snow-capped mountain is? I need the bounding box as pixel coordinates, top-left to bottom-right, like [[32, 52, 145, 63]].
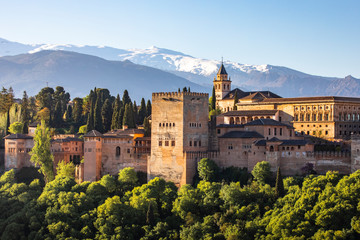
[[0, 37, 359, 98]]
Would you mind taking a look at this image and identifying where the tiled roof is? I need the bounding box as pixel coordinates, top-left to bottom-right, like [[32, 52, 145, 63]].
[[84, 130, 103, 137], [220, 110, 278, 116], [217, 63, 228, 75], [216, 124, 244, 128], [219, 131, 264, 139], [254, 139, 266, 146], [51, 137, 83, 143], [4, 134, 33, 140], [279, 140, 309, 146], [245, 119, 294, 128]]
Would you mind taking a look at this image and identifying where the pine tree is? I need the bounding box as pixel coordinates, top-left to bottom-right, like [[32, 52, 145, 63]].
[[94, 96, 104, 133], [146, 100, 152, 117], [138, 98, 147, 125], [21, 91, 30, 134], [29, 120, 55, 183], [211, 86, 216, 111], [111, 94, 121, 130], [178, 88, 181, 93], [101, 99, 112, 132], [122, 90, 131, 106], [123, 103, 136, 129], [275, 167, 285, 198]]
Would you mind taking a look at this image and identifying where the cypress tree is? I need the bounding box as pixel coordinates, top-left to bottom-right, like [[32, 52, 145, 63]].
[[138, 98, 147, 125], [53, 102, 63, 128], [211, 86, 216, 111], [146, 100, 152, 117], [133, 101, 138, 126], [72, 97, 83, 125], [233, 91, 239, 111], [143, 117, 151, 137], [146, 201, 156, 226], [275, 167, 285, 198], [5, 110, 10, 135], [21, 91, 30, 134], [123, 103, 135, 129], [86, 91, 95, 132], [118, 107, 125, 128], [122, 90, 131, 106], [65, 105, 72, 123], [101, 99, 112, 132], [94, 96, 103, 133], [111, 94, 121, 130], [178, 88, 180, 93]]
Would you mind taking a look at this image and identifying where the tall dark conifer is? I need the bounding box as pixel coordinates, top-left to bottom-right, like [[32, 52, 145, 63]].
[[123, 103, 135, 129], [138, 98, 147, 125], [94, 96, 103, 133], [101, 99, 112, 132], [143, 117, 151, 137], [133, 101, 138, 127], [146, 100, 152, 117], [122, 90, 131, 106], [275, 167, 285, 198], [72, 97, 83, 125], [21, 91, 30, 134], [53, 102, 63, 128], [65, 105, 72, 123], [111, 94, 121, 130], [211, 86, 216, 111], [86, 90, 95, 132], [233, 91, 239, 111]]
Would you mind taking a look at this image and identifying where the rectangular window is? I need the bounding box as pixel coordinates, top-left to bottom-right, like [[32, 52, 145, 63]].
[[217, 129, 220, 134], [189, 141, 192, 147], [274, 128, 277, 135], [290, 130, 292, 137], [268, 128, 271, 135], [88, 148, 92, 152], [280, 128, 282, 136], [199, 141, 201, 147], [127, 149, 130, 153], [325, 131, 328, 135], [159, 141, 162, 146], [165, 141, 169, 146], [171, 141, 175, 146], [194, 141, 197, 147]]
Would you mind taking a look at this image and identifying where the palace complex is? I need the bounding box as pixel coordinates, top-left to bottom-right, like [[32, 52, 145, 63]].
[[4, 64, 360, 186]]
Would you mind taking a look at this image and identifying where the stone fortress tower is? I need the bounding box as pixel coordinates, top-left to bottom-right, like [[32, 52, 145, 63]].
[[148, 91, 209, 186]]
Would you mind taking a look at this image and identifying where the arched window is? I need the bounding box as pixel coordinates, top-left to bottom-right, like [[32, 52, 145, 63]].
[[270, 146, 274, 152], [116, 146, 121, 157]]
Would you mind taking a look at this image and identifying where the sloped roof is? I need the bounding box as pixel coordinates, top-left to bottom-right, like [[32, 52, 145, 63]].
[[219, 131, 264, 139], [84, 130, 103, 137], [216, 124, 244, 128], [220, 110, 278, 116], [222, 89, 281, 101], [217, 63, 228, 75], [51, 137, 83, 143], [254, 139, 266, 146], [279, 140, 309, 146], [4, 134, 33, 140], [245, 119, 294, 128]]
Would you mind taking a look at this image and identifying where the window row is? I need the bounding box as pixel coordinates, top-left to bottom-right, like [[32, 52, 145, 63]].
[[215, 84, 230, 90], [8, 148, 31, 153], [189, 122, 202, 128], [159, 140, 176, 147], [294, 113, 330, 121], [338, 113, 360, 121], [268, 128, 287, 136], [159, 122, 175, 127], [299, 131, 329, 136], [189, 140, 201, 147]]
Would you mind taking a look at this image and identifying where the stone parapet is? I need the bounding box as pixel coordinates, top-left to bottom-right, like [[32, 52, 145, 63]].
[[152, 92, 209, 98]]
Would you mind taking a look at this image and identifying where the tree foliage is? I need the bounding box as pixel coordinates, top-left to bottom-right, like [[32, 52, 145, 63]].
[[252, 161, 272, 185], [8, 121, 24, 134]]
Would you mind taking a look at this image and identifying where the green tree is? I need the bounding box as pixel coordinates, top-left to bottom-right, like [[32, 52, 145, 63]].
[[146, 201, 156, 226], [56, 160, 75, 179], [65, 104, 72, 123], [143, 117, 151, 137], [197, 158, 220, 182], [21, 91, 30, 133], [138, 98, 147, 125], [86, 90, 95, 131], [29, 120, 55, 183], [101, 99, 112, 132], [252, 161, 272, 185], [78, 125, 87, 134], [146, 100, 152, 117], [53, 101, 63, 128], [211, 86, 216, 111], [94, 95, 103, 132], [122, 89, 131, 106], [233, 91, 239, 110], [133, 101, 138, 126], [111, 94, 121, 130], [72, 97, 83, 125], [123, 103, 136, 129], [35, 87, 54, 111], [275, 167, 285, 198], [8, 121, 24, 134]]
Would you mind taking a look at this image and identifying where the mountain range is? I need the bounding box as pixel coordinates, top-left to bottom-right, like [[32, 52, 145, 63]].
[[0, 37, 359, 99]]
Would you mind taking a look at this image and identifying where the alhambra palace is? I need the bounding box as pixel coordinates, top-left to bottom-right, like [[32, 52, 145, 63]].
[[4, 64, 360, 186]]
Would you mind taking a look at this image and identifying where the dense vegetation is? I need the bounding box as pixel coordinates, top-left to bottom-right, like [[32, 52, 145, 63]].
[[1, 159, 360, 239], [0, 86, 152, 141]]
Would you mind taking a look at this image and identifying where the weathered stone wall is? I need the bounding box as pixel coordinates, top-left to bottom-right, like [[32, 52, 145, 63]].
[[5, 139, 34, 170], [351, 136, 360, 172], [148, 92, 209, 186], [83, 139, 102, 181]]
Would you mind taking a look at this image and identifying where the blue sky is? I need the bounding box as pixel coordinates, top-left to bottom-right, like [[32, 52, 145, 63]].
[[0, 0, 359, 78]]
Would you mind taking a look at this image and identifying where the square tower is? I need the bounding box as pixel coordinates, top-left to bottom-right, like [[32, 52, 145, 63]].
[[214, 63, 231, 100], [148, 92, 209, 186]]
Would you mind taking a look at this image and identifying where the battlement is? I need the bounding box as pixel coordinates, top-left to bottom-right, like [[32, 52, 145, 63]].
[[152, 92, 209, 99]]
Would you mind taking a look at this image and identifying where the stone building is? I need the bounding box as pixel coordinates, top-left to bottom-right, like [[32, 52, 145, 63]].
[[148, 92, 209, 186], [83, 128, 149, 182], [4, 134, 34, 170], [215, 64, 360, 141]]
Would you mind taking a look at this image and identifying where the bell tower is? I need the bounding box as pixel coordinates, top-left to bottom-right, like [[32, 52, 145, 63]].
[[213, 61, 231, 100]]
